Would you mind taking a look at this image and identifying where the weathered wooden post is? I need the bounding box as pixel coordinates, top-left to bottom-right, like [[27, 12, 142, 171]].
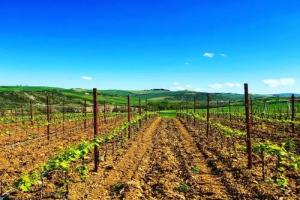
[[228, 100, 232, 121], [128, 95, 131, 139], [206, 94, 210, 137], [46, 95, 50, 142], [21, 106, 24, 125], [145, 97, 148, 120], [15, 108, 18, 129], [263, 99, 267, 118], [93, 88, 100, 172], [291, 94, 295, 134], [104, 100, 107, 124], [216, 100, 219, 118], [30, 100, 34, 126], [193, 96, 196, 126], [62, 101, 65, 134], [139, 97, 142, 128], [84, 100, 87, 129], [244, 83, 253, 169]]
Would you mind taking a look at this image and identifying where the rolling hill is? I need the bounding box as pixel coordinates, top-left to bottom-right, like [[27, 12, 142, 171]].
[[0, 86, 272, 109]]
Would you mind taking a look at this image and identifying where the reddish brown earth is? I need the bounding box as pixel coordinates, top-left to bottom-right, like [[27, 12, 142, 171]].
[[3, 116, 299, 199], [0, 116, 126, 195], [68, 118, 232, 200]]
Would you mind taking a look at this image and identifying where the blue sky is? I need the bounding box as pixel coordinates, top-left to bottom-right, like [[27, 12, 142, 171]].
[[0, 0, 300, 94]]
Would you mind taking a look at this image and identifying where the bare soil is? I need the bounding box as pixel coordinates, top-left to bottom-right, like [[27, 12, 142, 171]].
[[69, 118, 232, 200]]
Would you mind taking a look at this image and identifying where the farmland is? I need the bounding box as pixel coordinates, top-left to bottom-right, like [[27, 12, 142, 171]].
[[0, 85, 299, 199]]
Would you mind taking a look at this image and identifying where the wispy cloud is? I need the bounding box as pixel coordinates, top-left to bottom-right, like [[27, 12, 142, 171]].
[[262, 78, 295, 88], [203, 52, 215, 58], [81, 76, 93, 81], [209, 82, 241, 89], [170, 82, 202, 91], [185, 62, 190, 65], [203, 52, 227, 58]]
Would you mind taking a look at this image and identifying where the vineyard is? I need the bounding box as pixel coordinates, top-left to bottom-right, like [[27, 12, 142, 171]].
[[0, 85, 299, 199]]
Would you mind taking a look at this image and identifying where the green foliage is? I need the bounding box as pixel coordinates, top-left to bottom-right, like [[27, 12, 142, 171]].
[[180, 112, 245, 138], [180, 111, 300, 189], [253, 142, 287, 156], [282, 140, 296, 152], [191, 166, 201, 174], [214, 122, 245, 138], [275, 176, 288, 188], [177, 182, 190, 193], [15, 112, 156, 192], [76, 165, 89, 180], [15, 172, 39, 192], [253, 140, 300, 187]]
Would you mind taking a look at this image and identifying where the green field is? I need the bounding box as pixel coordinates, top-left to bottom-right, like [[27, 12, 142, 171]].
[[0, 86, 299, 112], [159, 110, 177, 118]]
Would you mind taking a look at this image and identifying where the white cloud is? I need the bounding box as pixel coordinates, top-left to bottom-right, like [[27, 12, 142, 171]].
[[170, 82, 201, 91], [209, 83, 223, 89], [81, 76, 93, 81], [263, 78, 295, 88], [203, 52, 227, 58], [203, 52, 215, 58], [209, 82, 241, 89], [224, 82, 241, 87]]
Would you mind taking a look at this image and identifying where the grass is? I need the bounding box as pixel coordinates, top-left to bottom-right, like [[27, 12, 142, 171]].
[[159, 110, 177, 118], [2, 85, 295, 111]]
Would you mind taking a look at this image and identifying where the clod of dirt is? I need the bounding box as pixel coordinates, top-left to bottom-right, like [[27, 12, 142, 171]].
[[104, 164, 114, 171], [111, 182, 129, 196]]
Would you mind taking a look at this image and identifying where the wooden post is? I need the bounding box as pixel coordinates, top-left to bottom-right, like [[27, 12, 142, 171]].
[[46, 95, 50, 142], [193, 96, 196, 126], [263, 99, 267, 118], [228, 101, 232, 121], [139, 97, 142, 128], [145, 97, 148, 120], [128, 95, 131, 139], [30, 100, 33, 126], [84, 100, 87, 129], [244, 83, 253, 169], [15, 108, 18, 127], [206, 94, 210, 137], [291, 94, 295, 134], [216, 101, 219, 118], [250, 97, 254, 124], [93, 88, 100, 172], [104, 100, 107, 124], [186, 100, 188, 113], [277, 96, 280, 119], [62, 101, 65, 134], [221, 101, 224, 116], [21, 106, 24, 125]]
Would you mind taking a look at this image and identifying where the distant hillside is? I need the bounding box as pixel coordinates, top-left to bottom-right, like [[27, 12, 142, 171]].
[[0, 86, 268, 109], [272, 93, 300, 98]]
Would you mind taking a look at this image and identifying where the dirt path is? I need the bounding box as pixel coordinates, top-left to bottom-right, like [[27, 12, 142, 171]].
[[124, 118, 230, 200], [69, 117, 161, 199], [174, 119, 230, 199], [74, 118, 232, 199]]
